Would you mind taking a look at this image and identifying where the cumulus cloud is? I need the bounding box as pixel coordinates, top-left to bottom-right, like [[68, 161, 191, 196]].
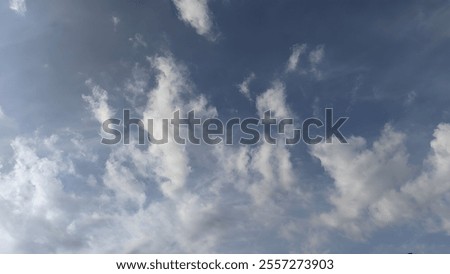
[[83, 55, 302, 252], [9, 117, 450, 253], [111, 65, 450, 251], [96, 54, 230, 251], [0, 135, 79, 252], [371, 123, 450, 231], [9, 0, 26, 15], [10, 49, 450, 254], [0, 119, 227, 252], [172, 0, 216, 40], [311, 123, 450, 241], [310, 125, 411, 239], [219, 81, 300, 207], [5, 45, 449, 254], [237, 72, 255, 101]]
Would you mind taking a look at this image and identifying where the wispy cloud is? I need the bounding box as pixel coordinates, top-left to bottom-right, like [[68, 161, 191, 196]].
[[142, 54, 217, 199], [285, 43, 326, 79], [309, 45, 325, 79], [129, 33, 147, 48], [112, 16, 120, 31], [404, 90, 417, 106], [237, 72, 255, 101], [0, 106, 5, 120], [286, 44, 306, 72], [309, 45, 325, 65], [9, 0, 26, 15], [172, 0, 217, 40], [82, 79, 114, 124], [256, 81, 291, 118]]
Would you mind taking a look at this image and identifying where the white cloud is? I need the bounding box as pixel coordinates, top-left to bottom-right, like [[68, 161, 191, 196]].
[[311, 123, 450, 240], [256, 81, 291, 118], [79, 54, 230, 252], [252, 82, 298, 204], [218, 81, 299, 208], [82, 54, 230, 252], [248, 142, 295, 205], [172, 0, 216, 40], [286, 44, 307, 72], [237, 72, 255, 101], [6, 43, 450, 253], [82, 80, 114, 124], [143, 54, 216, 199], [0, 53, 307, 253], [0, 135, 80, 252], [102, 145, 148, 207], [285, 43, 325, 79], [118, 57, 304, 251], [0, 129, 227, 252], [9, 0, 26, 15], [311, 125, 411, 239], [376, 123, 450, 231]]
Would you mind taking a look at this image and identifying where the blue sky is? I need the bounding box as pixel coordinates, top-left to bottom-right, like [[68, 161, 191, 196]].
[[1, 0, 450, 253]]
